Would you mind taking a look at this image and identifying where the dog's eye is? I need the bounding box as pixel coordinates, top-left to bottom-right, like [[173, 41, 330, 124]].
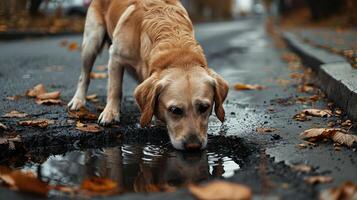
[[198, 104, 209, 113], [168, 106, 183, 116]]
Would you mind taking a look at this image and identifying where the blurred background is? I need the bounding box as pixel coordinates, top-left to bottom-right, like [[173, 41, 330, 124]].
[[0, 0, 356, 34]]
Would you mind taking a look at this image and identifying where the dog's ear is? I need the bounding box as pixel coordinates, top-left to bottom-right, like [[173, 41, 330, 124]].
[[209, 69, 229, 123], [134, 75, 162, 127]]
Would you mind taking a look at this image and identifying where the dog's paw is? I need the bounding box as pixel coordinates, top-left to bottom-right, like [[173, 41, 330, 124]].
[[68, 97, 86, 111], [98, 108, 120, 126]]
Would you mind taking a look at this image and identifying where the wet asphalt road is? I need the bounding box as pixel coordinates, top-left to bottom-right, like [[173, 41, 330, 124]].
[[0, 17, 356, 199]]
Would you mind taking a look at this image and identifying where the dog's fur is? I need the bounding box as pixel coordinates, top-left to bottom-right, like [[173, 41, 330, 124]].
[[68, 0, 229, 150]]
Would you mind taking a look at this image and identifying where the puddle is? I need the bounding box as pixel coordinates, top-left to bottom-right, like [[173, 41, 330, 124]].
[[1, 136, 248, 197]]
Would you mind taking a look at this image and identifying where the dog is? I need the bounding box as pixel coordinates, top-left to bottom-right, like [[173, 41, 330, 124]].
[[68, 0, 229, 151]]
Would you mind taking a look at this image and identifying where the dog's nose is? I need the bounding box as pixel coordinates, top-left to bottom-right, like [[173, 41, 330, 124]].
[[184, 134, 202, 151]]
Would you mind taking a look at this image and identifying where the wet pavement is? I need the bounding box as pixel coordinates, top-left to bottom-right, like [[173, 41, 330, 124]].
[[0, 18, 357, 199]]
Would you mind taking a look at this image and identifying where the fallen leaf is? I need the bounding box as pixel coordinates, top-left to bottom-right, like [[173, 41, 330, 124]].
[[293, 113, 312, 122], [305, 176, 333, 185], [276, 79, 290, 86], [256, 127, 276, 133], [2, 111, 28, 118], [234, 83, 265, 91], [86, 94, 99, 103], [299, 109, 333, 118], [76, 123, 102, 133], [290, 73, 304, 79], [189, 181, 252, 200], [335, 109, 342, 115], [0, 122, 7, 130], [68, 108, 98, 120], [35, 99, 62, 105], [26, 84, 46, 98], [18, 119, 54, 128], [36, 91, 61, 100], [291, 164, 312, 173], [300, 128, 357, 147], [0, 169, 50, 196], [297, 85, 315, 93], [68, 42, 78, 51], [320, 182, 357, 200], [281, 52, 300, 63], [90, 72, 107, 79], [81, 177, 118, 193], [341, 120, 352, 127]]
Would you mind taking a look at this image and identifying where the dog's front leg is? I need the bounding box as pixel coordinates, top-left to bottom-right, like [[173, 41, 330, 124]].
[[98, 47, 124, 126]]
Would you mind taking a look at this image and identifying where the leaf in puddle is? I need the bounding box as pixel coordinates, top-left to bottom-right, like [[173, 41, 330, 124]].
[[256, 127, 276, 133], [76, 123, 102, 133], [81, 177, 118, 193], [0, 122, 7, 130], [189, 181, 252, 200], [0, 169, 50, 196], [300, 128, 357, 147], [35, 99, 62, 105], [68, 108, 98, 120], [36, 91, 61, 100], [305, 176, 333, 185], [291, 164, 312, 173], [319, 182, 357, 200], [26, 84, 46, 98], [18, 119, 54, 128], [90, 72, 107, 79], [233, 83, 265, 91], [2, 110, 28, 118]]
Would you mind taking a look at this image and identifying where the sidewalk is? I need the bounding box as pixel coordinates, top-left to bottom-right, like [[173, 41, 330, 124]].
[[283, 28, 357, 120]]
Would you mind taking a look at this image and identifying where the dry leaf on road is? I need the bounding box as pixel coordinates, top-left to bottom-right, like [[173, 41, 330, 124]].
[[36, 91, 61, 100], [26, 84, 46, 97], [234, 83, 265, 91], [0, 169, 50, 196], [189, 180, 252, 200], [18, 119, 54, 128], [76, 123, 102, 133], [68, 108, 98, 120], [90, 72, 107, 79], [2, 111, 28, 118], [294, 109, 332, 120], [256, 127, 277, 133], [305, 176, 333, 185], [300, 128, 357, 147], [35, 99, 62, 105], [319, 182, 357, 200]]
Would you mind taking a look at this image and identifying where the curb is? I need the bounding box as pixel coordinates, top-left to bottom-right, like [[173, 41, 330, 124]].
[[283, 32, 357, 120], [0, 31, 80, 41]]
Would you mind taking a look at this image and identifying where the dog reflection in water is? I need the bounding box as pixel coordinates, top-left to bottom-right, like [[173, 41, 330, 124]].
[[84, 147, 226, 192]]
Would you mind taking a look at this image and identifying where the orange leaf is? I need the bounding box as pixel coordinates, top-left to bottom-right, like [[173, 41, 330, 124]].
[[81, 177, 118, 193], [189, 181, 252, 200], [76, 123, 102, 133], [234, 83, 265, 91], [18, 119, 54, 128], [68, 108, 98, 120], [36, 91, 61, 100], [26, 84, 46, 98], [90, 72, 107, 79]]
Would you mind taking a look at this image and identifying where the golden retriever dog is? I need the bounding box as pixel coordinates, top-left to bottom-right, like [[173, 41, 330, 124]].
[[68, 0, 229, 151]]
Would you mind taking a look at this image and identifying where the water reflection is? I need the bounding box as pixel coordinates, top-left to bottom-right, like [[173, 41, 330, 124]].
[[21, 143, 240, 194]]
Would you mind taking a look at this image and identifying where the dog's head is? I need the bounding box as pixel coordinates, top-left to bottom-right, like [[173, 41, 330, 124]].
[[134, 66, 228, 151]]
